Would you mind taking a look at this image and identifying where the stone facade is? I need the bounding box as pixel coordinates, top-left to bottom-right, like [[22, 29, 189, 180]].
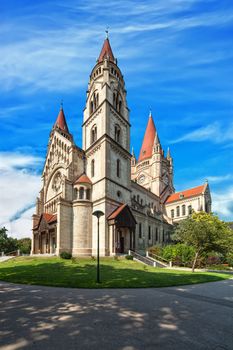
[[32, 37, 212, 256]]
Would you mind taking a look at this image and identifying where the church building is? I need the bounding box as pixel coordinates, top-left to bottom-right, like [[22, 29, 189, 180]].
[[32, 37, 211, 256]]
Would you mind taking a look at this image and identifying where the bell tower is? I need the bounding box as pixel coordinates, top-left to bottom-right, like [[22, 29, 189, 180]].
[[83, 35, 131, 255]]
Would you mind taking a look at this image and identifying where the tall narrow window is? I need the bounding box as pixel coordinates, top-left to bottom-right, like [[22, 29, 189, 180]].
[[79, 187, 84, 199], [114, 125, 121, 143], [117, 159, 121, 177], [171, 209, 174, 218], [155, 227, 158, 241], [139, 223, 142, 239], [182, 204, 186, 216], [91, 159, 95, 177], [176, 206, 180, 217], [148, 226, 151, 241], [188, 205, 192, 215], [86, 189, 90, 200], [91, 125, 97, 144]]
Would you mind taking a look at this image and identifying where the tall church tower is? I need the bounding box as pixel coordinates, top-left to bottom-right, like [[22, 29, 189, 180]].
[[132, 112, 174, 202], [83, 35, 131, 255]]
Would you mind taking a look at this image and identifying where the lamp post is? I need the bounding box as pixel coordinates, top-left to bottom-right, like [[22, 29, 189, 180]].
[[92, 210, 104, 283]]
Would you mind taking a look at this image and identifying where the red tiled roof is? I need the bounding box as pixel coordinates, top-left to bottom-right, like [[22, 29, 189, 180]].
[[74, 174, 92, 185], [43, 213, 57, 223], [108, 204, 127, 220], [98, 38, 115, 63], [166, 185, 206, 204], [138, 114, 156, 162], [54, 108, 69, 133]]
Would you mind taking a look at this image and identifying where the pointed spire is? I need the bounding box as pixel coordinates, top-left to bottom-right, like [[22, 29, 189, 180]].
[[131, 147, 135, 158], [98, 36, 115, 63], [54, 103, 69, 133], [166, 147, 171, 159], [138, 112, 156, 162]]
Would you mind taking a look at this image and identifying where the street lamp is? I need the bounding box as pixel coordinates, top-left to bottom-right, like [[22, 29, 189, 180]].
[[92, 210, 104, 283]]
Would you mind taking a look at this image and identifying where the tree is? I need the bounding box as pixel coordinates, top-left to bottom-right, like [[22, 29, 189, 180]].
[[17, 238, 31, 255], [173, 212, 233, 272], [0, 227, 18, 254]]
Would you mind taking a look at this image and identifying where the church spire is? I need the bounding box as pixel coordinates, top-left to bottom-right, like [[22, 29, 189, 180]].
[[138, 112, 156, 162], [98, 36, 115, 63], [53, 104, 70, 133], [166, 147, 171, 159]]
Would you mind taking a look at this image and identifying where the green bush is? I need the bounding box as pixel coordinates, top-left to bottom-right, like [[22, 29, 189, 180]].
[[60, 251, 72, 259], [148, 245, 162, 256], [125, 254, 133, 260], [226, 252, 233, 267], [162, 244, 195, 267]]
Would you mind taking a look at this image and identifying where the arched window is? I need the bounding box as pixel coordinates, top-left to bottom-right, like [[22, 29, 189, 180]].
[[117, 159, 121, 177], [176, 206, 180, 217], [139, 223, 142, 239], [86, 188, 90, 200], [114, 125, 121, 143], [91, 159, 95, 177], [91, 125, 97, 144], [171, 209, 174, 218], [188, 205, 192, 215], [113, 92, 116, 108], [79, 187, 84, 199], [74, 188, 78, 199], [90, 101, 93, 114], [155, 227, 158, 241], [182, 205, 186, 216], [118, 100, 122, 114]]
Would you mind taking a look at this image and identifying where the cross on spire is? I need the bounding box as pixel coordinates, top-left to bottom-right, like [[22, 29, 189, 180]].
[[105, 27, 109, 39]]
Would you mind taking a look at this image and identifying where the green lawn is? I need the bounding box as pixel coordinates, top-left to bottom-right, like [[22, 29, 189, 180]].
[[0, 256, 231, 288]]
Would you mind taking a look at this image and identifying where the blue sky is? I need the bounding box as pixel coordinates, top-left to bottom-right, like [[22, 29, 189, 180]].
[[0, 0, 233, 238]]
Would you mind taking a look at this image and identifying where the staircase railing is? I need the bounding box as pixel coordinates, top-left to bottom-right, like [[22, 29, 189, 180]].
[[128, 250, 156, 267], [147, 251, 172, 267]]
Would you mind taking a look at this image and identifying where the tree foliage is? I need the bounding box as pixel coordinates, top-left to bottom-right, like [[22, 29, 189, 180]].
[[0, 227, 18, 254], [173, 212, 233, 271], [0, 227, 31, 255]]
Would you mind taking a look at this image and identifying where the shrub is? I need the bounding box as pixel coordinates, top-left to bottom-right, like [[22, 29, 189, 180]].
[[162, 244, 195, 267], [60, 251, 72, 259], [125, 255, 133, 260], [148, 245, 162, 256], [226, 252, 233, 267]]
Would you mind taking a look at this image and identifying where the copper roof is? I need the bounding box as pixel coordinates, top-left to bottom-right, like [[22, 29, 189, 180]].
[[98, 38, 115, 63], [166, 185, 206, 204], [138, 114, 157, 162]]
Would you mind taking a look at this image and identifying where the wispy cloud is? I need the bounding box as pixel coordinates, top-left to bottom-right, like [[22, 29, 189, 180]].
[[212, 186, 233, 219], [0, 152, 42, 237], [172, 122, 233, 144]]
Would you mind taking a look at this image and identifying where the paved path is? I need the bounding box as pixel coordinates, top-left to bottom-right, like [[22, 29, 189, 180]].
[[0, 256, 14, 263], [0, 279, 232, 350]]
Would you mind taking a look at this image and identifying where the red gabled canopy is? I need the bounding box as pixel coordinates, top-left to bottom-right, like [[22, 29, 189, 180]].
[[74, 173, 92, 185], [54, 108, 69, 133], [138, 114, 156, 162], [98, 38, 115, 63], [166, 185, 206, 204]]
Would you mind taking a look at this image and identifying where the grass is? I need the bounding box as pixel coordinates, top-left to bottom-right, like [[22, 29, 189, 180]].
[[0, 256, 231, 289]]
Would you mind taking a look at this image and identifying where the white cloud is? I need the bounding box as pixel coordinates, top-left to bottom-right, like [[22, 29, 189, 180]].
[[207, 174, 233, 184], [0, 152, 42, 238], [212, 187, 233, 219], [172, 122, 233, 144]]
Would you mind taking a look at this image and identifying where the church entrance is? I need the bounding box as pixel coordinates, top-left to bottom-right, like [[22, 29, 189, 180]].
[[120, 236, 124, 254], [108, 204, 137, 255]]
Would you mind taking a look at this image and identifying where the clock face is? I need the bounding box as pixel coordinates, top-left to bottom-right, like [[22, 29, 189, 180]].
[[53, 172, 62, 192], [138, 175, 145, 184]]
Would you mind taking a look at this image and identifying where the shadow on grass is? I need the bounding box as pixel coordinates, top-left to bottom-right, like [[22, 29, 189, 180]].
[[0, 258, 230, 289]]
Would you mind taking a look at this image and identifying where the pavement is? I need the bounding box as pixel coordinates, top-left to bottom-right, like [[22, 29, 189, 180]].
[[0, 279, 232, 350], [0, 256, 15, 263]]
